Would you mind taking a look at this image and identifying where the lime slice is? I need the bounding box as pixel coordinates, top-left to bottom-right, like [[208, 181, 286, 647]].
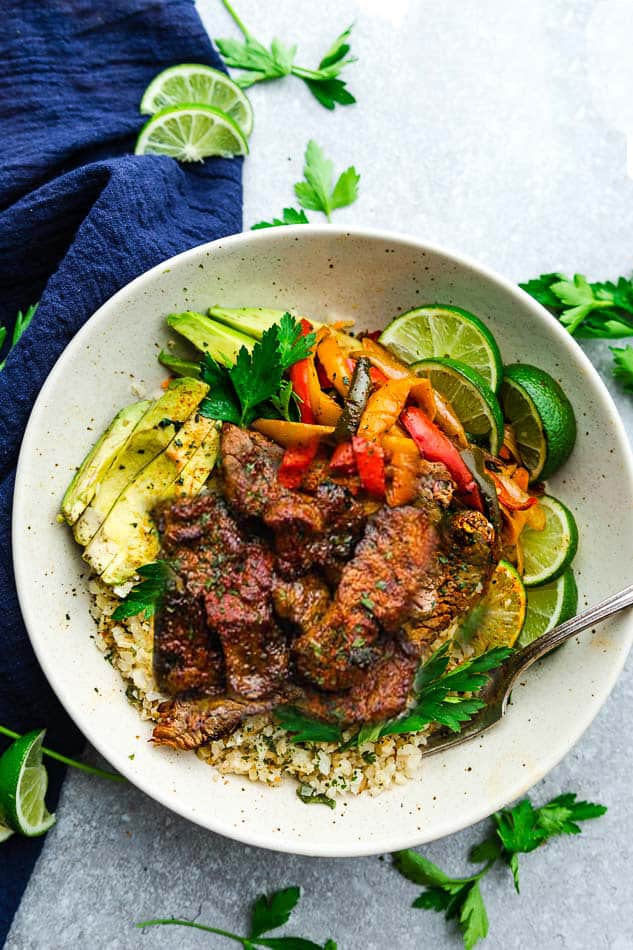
[[521, 495, 578, 587], [459, 560, 526, 651], [519, 569, 578, 646], [0, 730, 56, 837], [135, 104, 248, 161], [412, 357, 504, 455], [139, 64, 254, 137], [0, 819, 13, 843], [501, 365, 576, 481], [379, 305, 503, 391]]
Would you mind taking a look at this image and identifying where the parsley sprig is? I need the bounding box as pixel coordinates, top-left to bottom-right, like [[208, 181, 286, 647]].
[[217, 1, 356, 110], [111, 561, 175, 621], [394, 792, 607, 949], [0, 302, 38, 371], [520, 272, 633, 391], [198, 313, 315, 426], [252, 142, 360, 229], [275, 645, 511, 755], [137, 885, 337, 949]]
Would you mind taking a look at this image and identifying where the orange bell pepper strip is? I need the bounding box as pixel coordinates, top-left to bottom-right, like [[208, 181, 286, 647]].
[[352, 436, 386, 497], [382, 435, 420, 507], [316, 333, 354, 397], [488, 468, 537, 510], [400, 406, 483, 511], [278, 439, 320, 489], [305, 356, 343, 426], [252, 419, 335, 447], [357, 377, 435, 442], [360, 338, 413, 380]]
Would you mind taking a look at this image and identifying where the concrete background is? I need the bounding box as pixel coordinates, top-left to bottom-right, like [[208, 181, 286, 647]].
[[7, 1, 633, 947]]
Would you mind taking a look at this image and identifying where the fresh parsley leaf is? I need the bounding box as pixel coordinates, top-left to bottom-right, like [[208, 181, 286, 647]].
[[251, 887, 301, 938], [276, 312, 316, 369], [411, 887, 453, 912], [494, 798, 544, 856], [198, 316, 310, 427], [255, 939, 332, 950], [520, 271, 633, 338], [294, 141, 360, 221], [112, 561, 174, 621], [393, 850, 466, 891], [296, 784, 336, 810], [274, 707, 343, 744], [252, 208, 310, 229], [230, 329, 283, 425], [611, 345, 633, 392], [199, 353, 242, 424], [269, 379, 301, 422], [216, 6, 355, 109], [459, 882, 488, 950], [0, 302, 38, 371]]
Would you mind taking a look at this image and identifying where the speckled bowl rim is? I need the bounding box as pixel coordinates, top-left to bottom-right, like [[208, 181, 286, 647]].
[[13, 225, 633, 856]]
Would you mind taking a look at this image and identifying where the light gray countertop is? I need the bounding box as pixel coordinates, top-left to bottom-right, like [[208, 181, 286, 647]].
[[7, 1, 633, 947]]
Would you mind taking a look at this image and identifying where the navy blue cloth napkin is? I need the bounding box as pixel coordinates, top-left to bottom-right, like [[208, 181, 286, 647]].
[[0, 0, 242, 940]]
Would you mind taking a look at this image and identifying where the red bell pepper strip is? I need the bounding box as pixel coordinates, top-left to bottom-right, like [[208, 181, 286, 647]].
[[289, 318, 315, 424], [352, 436, 386, 497], [400, 407, 483, 511], [277, 439, 320, 489], [315, 356, 332, 389], [329, 440, 357, 475]]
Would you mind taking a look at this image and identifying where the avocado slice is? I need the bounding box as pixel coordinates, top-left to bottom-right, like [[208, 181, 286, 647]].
[[207, 306, 322, 340], [73, 377, 208, 547], [167, 311, 253, 364], [60, 400, 151, 525], [87, 413, 219, 585], [158, 349, 201, 379]]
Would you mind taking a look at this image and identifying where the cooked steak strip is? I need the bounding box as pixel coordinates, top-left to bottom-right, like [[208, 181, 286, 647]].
[[293, 505, 441, 690], [272, 574, 331, 631], [153, 589, 225, 696], [153, 695, 279, 750]]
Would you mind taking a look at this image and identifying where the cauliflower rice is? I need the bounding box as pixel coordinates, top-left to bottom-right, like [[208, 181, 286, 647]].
[[90, 578, 440, 801]]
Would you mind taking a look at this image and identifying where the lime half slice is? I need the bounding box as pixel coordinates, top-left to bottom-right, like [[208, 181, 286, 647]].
[[459, 560, 526, 651], [379, 305, 503, 391], [135, 104, 248, 161], [412, 357, 504, 455], [0, 730, 56, 837], [501, 365, 576, 481], [140, 64, 254, 137], [521, 495, 578, 587], [519, 569, 578, 646]]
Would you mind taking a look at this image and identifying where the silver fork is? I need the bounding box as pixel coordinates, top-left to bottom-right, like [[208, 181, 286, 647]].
[[421, 584, 633, 757]]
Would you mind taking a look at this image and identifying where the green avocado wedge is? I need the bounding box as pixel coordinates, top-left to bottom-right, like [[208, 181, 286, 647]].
[[90, 417, 220, 585], [167, 311, 254, 364], [60, 401, 151, 525], [208, 306, 322, 340], [73, 377, 208, 547]]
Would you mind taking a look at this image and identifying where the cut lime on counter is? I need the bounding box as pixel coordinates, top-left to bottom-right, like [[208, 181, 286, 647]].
[[135, 104, 248, 161], [521, 495, 578, 587], [412, 357, 504, 455], [140, 64, 254, 137], [0, 730, 56, 837], [379, 305, 503, 391], [518, 569, 578, 647], [459, 560, 526, 651], [501, 364, 576, 481]]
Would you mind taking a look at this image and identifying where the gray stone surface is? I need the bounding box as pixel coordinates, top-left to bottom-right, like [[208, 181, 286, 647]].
[[7, 1, 633, 947]]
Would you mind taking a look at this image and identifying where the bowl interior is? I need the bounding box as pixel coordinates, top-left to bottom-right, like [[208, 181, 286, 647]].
[[13, 227, 633, 856]]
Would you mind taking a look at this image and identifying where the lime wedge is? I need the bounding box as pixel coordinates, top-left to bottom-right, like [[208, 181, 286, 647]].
[[521, 495, 578, 587], [501, 365, 576, 481], [458, 560, 526, 651], [140, 64, 254, 137], [0, 730, 56, 837], [519, 569, 578, 646], [412, 357, 504, 455], [379, 305, 503, 391], [135, 104, 248, 162], [0, 819, 13, 843]]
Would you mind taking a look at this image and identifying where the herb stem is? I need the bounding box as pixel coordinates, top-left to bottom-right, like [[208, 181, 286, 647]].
[[0, 725, 125, 783], [136, 919, 246, 944], [221, 0, 253, 40], [290, 65, 326, 81]]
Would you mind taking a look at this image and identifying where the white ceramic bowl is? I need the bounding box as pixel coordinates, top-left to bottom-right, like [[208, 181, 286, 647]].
[[13, 226, 633, 856]]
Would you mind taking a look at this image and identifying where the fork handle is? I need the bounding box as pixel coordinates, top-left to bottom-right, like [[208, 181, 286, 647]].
[[513, 582, 633, 677]]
